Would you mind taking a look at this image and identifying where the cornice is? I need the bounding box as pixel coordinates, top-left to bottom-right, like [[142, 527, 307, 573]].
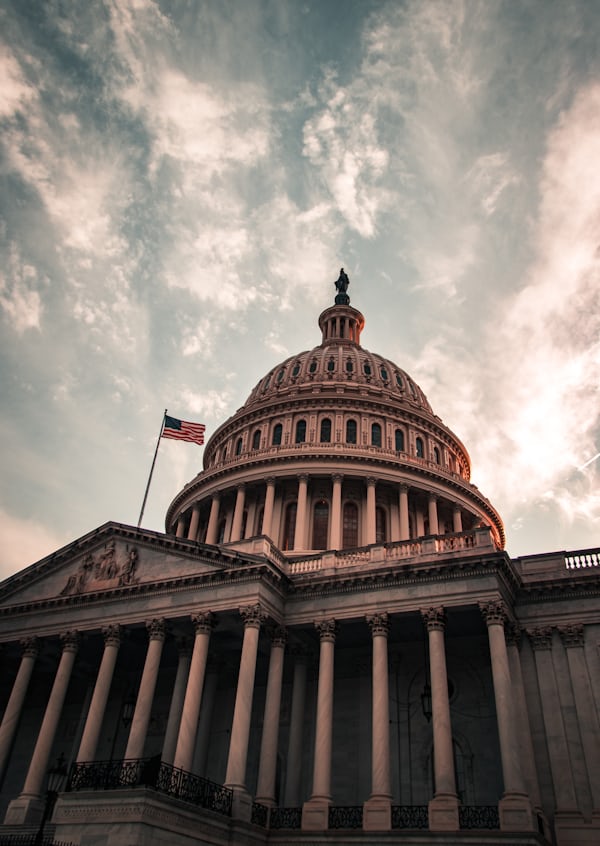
[[517, 575, 600, 604]]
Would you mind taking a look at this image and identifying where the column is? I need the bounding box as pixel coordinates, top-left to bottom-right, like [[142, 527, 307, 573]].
[[452, 506, 462, 533], [559, 625, 600, 812], [285, 649, 308, 806], [173, 612, 214, 773], [528, 628, 580, 820], [205, 493, 221, 545], [187, 504, 201, 541], [255, 627, 287, 806], [329, 475, 342, 550], [225, 604, 266, 818], [428, 494, 439, 535], [293, 475, 308, 550], [76, 626, 122, 763], [365, 478, 376, 545], [262, 479, 276, 538], [230, 485, 246, 542], [399, 484, 409, 541], [480, 602, 533, 831], [364, 613, 392, 831], [161, 637, 192, 766], [421, 607, 458, 830], [302, 619, 336, 831], [5, 632, 79, 826], [124, 619, 166, 760], [176, 516, 186, 538], [0, 638, 39, 784]]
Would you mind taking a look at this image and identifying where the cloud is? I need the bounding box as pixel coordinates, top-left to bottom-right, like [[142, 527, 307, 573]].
[[0, 508, 68, 580], [0, 243, 44, 333], [0, 45, 37, 117]]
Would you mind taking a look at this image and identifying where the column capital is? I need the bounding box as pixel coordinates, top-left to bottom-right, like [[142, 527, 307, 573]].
[[398, 483, 408, 493], [236, 483, 246, 492], [479, 600, 508, 627], [60, 630, 80, 652], [366, 612, 390, 637], [428, 492, 438, 503], [20, 637, 39, 658], [332, 473, 343, 484], [297, 473, 309, 484], [527, 626, 553, 650], [102, 625, 122, 647], [315, 618, 337, 642], [239, 603, 266, 629], [421, 606, 445, 631], [366, 477, 377, 488], [557, 623, 584, 648], [504, 623, 522, 648], [146, 618, 167, 642], [268, 625, 287, 648], [266, 477, 276, 487], [192, 611, 216, 634], [212, 490, 221, 500], [175, 635, 192, 657]]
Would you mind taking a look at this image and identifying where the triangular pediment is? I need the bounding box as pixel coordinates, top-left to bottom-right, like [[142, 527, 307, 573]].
[[0, 522, 238, 609]]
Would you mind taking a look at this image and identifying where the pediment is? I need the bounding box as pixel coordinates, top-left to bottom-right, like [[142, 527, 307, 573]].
[[0, 523, 235, 609]]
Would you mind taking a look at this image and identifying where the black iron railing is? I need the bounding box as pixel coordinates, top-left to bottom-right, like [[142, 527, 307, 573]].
[[68, 759, 232, 817], [391, 805, 429, 829], [251, 802, 269, 827], [269, 807, 302, 829], [459, 805, 500, 829], [328, 805, 363, 829], [0, 839, 74, 846]]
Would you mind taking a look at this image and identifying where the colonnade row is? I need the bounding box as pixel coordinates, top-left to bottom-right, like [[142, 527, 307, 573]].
[[174, 474, 476, 553], [4, 604, 594, 832]]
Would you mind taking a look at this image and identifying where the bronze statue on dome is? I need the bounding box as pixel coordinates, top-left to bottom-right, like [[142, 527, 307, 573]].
[[334, 268, 350, 304]]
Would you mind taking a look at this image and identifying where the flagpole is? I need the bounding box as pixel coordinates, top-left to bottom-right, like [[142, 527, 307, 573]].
[[137, 409, 167, 528]]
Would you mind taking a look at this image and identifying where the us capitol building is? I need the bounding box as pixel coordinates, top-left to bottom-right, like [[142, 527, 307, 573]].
[[0, 272, 598, 846]]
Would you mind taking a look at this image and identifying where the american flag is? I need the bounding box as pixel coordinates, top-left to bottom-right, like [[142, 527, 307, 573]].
[[162, 415, 205, 445]]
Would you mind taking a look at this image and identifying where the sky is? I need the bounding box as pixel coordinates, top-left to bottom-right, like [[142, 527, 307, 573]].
[[1, 0, 599, 579]]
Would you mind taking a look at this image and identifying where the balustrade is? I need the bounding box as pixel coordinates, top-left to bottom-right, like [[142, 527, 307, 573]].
[[391, 805, 428, 829]]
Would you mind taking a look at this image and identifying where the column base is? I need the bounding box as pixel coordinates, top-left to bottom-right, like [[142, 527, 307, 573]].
[[499, 793, 535, 831], [363, 795, 391, 831], [301, 796, 331, 831], [4, 794, 45, 826], [554, 809, 593, 846], [428, 793, 459, 831], [228, 786, 252, 822]]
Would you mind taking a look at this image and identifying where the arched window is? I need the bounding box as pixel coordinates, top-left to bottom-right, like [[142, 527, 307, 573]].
[[346, 419, 357, 444], [371, 422, 382, 447], [415, 436, 424, 458], [433, 446, 441, 464], [320, 418, 332, 443], [326, 358, 335, 372], [252, 429, 261, 450], [282, 502, 297, 551], [395, 428, 405, 452], [308, 359, 318, 374], [342, 502, 358, 548], [295, 419, 306, 444], [376, 507, 387, 544], [396, 372, 404, 389], [235, 437, 243, 456], [312, 500, 329, 549], [272, 423, 283, 446]]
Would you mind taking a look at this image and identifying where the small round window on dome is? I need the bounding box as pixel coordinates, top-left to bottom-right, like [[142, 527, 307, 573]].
[[380, 366, 388, 382], [396, 372, 404, 389], [309, 359, 318, 373], [292, 362, 300, 377], [276, 368, 285, 383], [346, 359, 354, 373], [363, 361, 372, 376], [327, 358, 335, 372], [263, 373, 271, 392]]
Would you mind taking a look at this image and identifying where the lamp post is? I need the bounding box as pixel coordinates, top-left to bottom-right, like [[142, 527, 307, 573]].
[[34, 753, 67, 845]]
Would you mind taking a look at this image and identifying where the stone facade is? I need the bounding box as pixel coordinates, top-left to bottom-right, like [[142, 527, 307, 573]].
[[0, 287, 598, 846]]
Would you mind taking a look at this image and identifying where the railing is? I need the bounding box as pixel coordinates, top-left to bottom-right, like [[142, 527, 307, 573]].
[[0, 839, 74, 846], [459, 805, 500, 829], [269, 807, 302, 829], [565, 550, 600, 569], [328, 806, 363, 829], [391, 805, 428, 829], [251, 802, 268, 827], [68, 759, 232, 817]]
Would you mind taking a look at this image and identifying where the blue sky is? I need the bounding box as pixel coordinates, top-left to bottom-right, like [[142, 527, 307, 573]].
[[1, 0, 599, 578]]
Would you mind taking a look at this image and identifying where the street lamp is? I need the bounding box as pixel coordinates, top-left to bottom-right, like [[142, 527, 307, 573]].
[[35, 753, 68, 845]]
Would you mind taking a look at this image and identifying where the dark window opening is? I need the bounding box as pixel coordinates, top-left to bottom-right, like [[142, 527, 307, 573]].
[[272, 423, 283, 446], [282, 502, 297, 551], [320, 418, 332, 443], [371, 422, 382, 447], [346, 419, 357, 444], [395, 429, 405, 452], [312, 500, 329, 549], [376, 507, 387, 544], [252, 430, 261, 450], [343, 502, 358, 548], [295, 419, 307, 444], [235, 438, 243, 456], [416, 437, 424, 458]]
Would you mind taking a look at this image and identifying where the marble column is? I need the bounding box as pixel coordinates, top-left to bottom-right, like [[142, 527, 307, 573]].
[[364, 613, 392, 831], [294, 475, 308, 550], [176, 516, 186, 538], [161, 637, 192, 766], [365, 478, 377, 545], [187, 504, 201, 541], [452, 506, 462, 533], [399, 485, 409, 541], [302, 619, 336, 831], [255, 626, 287, 806], [230, 485, 246, 542], [5, 632, 79, 826], [329, 475, 343, 550], [262, 479, 276, 539], [559, 625, 600, 812], [421, 607, 458, 830], [76, 625, 122, 763], [124, 619, 166, 760], [427, 494, 439, 535], [225, 604, 266, 819], [480, 602, 533, 831], [285, 649, 308, 807], [174, 613, 214, 773], [205, 494, 221, 545], [0, 638, 39, 784]]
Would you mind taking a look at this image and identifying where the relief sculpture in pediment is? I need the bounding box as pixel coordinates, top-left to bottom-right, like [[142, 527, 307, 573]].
[[61, 542, 139, 596]]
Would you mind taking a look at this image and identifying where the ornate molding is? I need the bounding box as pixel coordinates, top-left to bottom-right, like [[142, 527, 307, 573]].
[[191, 611, 215, 634], [558, 624, 584, 648], [366, 612, 390, 637], [102, 625, 122, 648], [504, 623, 522, 648], [20, 637, 39, 658], [421, 606, 445, 632], [479, 600, 508, 627], [527, 626, 553, 651], [268, 625, 288, 648], [60, 630, 80, 652], [146, 618, 167, 642], [60, 542, 139, 596], [315, 618, 337, 642], [239, 603, 266, 628]]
